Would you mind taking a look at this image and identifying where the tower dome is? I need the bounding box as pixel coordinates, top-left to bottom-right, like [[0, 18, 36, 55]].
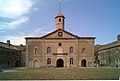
[[55, 13, 65, 18]]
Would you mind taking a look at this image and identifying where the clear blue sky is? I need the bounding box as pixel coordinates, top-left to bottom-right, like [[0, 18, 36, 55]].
[[0, 0, 120, 45]]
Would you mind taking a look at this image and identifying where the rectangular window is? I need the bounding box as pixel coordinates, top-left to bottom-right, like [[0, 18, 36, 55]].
[[116, 59, 118, 63], [8, 61, 10, 65], [70, 47, 73, 53], [82, 48, 85, 54]]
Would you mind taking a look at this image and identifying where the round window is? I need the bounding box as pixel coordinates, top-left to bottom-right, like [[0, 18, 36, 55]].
[[58, 43, 62, 46]]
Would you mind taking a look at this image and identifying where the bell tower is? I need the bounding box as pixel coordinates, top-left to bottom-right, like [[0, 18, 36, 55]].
[[55, 13, 65, 30], [55, 1, 65, 30]]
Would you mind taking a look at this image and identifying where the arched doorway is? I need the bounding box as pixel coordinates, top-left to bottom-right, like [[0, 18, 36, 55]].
[[57, 59, 64, 67], [33, 60, 39, 68], [81, 59, 86, 67]]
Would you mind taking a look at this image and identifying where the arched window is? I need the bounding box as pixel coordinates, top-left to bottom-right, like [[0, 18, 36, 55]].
[[81, 59, 86, 67], [47, 58, 51, 65], [33, 60, 39, 68], [70, 47, 74, 53], [116, 59, 119, 63], [82, 48, 85, 54], [34, 47, 38, 55], [59, 18, 61, 22], [47, 47, 51, 53], [70, 58, 73, 64]]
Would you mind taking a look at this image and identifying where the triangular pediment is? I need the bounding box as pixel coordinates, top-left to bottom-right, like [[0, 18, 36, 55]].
[[41, 29, 79, 39]]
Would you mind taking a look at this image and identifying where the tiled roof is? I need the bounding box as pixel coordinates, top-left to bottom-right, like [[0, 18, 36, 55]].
[[0, 42, 19, 51], [15, 45, 26, 52], [97, 41, 120, 51], [25, 29, 95, 39], [55, 13, 65, 19]]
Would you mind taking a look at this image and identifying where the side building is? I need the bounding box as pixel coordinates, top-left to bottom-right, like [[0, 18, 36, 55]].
[[25, 13, 95, 68], [0, 40, 26, 68], [16, 44, 26, 67], [95, 35, 120, 67]]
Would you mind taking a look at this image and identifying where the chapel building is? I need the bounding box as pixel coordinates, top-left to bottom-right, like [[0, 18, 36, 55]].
[[25, 13, 95, 68]]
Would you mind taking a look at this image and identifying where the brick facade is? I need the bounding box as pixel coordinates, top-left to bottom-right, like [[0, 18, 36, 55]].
[[25, 13, 95, 68]]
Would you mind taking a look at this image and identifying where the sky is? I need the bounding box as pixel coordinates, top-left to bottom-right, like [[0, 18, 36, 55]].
[[0, 0, 120, 45]]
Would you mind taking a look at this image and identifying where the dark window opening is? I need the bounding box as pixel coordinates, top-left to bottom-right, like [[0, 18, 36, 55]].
[[81, 59, 86, 67], [58, 43, 62, 46], [8, 61, 10, 65], [70, 58, 73, 64], [59, 18, 61, 22], [15, 60, 19, 67], [47, 58, 51, 65]]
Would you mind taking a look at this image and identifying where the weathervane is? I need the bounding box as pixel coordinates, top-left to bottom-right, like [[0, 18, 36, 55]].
[[59, 0, 62, 13]]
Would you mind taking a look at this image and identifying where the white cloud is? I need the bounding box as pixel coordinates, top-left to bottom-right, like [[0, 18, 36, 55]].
[[34, 26, 52, 35], [0, 30, 5, 33], [59, 0, 70, 2], [1, 34, 34, 45], [7, 17, 29, 28], [3, 36, 26, 45], [2, 32, 38, 45], [33, 8, 39, 11], [0, 17, 29, 29], [0, 0, 33, 18], [0, 0, 34, 30], [1, 26, 53, 45], [34, 27, 47, 33]]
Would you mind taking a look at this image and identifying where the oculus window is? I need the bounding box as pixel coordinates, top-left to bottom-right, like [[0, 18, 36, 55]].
[[58, 32, 63, 37]]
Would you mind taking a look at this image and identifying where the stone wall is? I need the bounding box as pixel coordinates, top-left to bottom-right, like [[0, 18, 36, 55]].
[[0, 48, 21, 68]]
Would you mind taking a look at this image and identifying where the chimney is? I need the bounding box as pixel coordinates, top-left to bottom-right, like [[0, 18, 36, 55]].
[[7, 40, 10, 47], [20, 44, 23, 47], [117, 34, 120, 41]]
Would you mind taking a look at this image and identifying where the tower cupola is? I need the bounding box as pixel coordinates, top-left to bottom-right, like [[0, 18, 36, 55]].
[[55, 13, 65, 30]]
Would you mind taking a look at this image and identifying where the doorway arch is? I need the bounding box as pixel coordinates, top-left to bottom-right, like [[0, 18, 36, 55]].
[[33, 60, 39, 68], [81, 59, 86, 67], [57, 59, 64, 67]]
